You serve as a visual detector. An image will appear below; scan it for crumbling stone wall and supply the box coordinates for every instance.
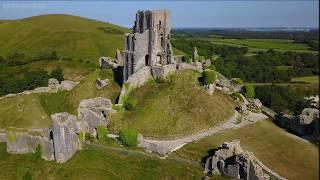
[276,108,319,141]
[204,140,285,180]
[78,97,113,135]
[2,128,55,161]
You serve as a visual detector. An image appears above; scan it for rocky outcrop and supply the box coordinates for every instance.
[177,62,203,73]
[204,84,215,96]
[60,80,79,91]
[48,78,60,89]
[99,57,119,69]
[192,47,199,62]
[204,140,285,180]
[95,78,109,89]
[115,49,124,65]
[51,112,81,163]
[276,108,319,141]
[216,79,241,94]
[78,97,112,134]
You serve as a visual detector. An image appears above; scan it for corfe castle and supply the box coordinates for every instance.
[0,10,318,180]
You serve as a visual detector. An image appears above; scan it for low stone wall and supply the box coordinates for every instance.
[249,152,286,180]
[0,80,79,100]
[177,62,202,73]
[3,128,55,161]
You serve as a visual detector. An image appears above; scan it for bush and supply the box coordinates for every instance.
[232,78,244,85]
[202,69,217,85]
[85,132,94,142]
[208,64,216,71]
[97,126,107,142]
[119,128,138,147]
[32,144,42,162]
[50,67,64,82]
[244,84,255,99]
[124,98,138,111]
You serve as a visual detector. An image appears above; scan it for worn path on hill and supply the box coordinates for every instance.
[138,111,268,157]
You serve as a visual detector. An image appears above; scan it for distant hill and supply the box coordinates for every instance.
[0,14,130,63]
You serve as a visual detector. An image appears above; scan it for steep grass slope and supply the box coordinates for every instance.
[0,14,129,63]
[110,70,236,138]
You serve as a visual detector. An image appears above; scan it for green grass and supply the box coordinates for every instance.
[39,91,72,116]
[291,75,319,84]
[0,143,204,179]
[0,94,51,129]
[110,70,236,138]
[0,14,129,64]
[173,119,319,180]
[65,69,121,114]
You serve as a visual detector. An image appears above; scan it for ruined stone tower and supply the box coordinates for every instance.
[123,10,174,82]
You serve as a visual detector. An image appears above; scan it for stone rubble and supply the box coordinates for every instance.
[276,108,319,141]
[204,140,286,180]
[95,78,109,89]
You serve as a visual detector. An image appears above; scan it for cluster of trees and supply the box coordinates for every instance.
[0,67,64,96]
[255,85,310,114]
[0,51,59,67]
[214,50,319,83]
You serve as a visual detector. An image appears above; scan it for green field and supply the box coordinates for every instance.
[209,37,317,53]
[0,14,129,64]
[0,94,51,129]
[173,119,319,180]
[110,70,236,138]
[0,143,205,180]
[291,75,319,84]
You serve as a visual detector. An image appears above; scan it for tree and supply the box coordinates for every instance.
[202,69,217,85]
[244,84,255,99]
[50,67,64,82]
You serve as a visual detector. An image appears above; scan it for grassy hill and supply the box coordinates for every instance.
[110,70,236,138]
[0,14,129,64]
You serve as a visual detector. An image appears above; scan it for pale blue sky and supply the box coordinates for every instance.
[0,1,318,28]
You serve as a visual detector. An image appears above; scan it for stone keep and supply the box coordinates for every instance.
[123,10,174,82]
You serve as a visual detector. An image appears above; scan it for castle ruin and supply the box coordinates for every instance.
[123,10,174,82]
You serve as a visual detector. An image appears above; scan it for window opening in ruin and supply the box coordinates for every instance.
[159,21,162,30]
[157,54,162,65]
[161,36,164,48]
[145,55,149,66]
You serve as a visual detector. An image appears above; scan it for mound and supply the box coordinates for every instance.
[0,14,129,63]
[110,70,236,138]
